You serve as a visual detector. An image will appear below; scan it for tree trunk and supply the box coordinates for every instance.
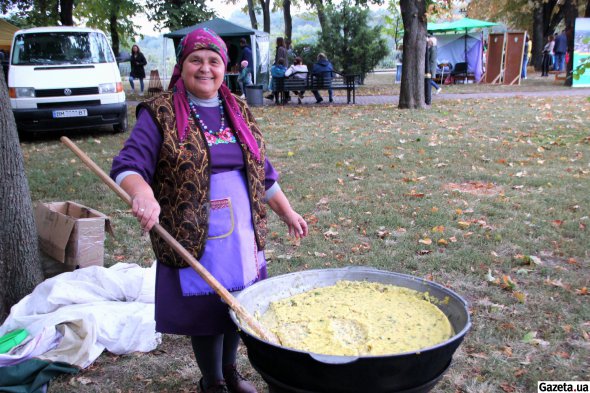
[533,2,544,70]
[59,0,74,26]
[0,67,44,324]
[260,0,271,33]
[585,0,590,17]
[247,0,258,30]
[109,13,120,58]
[283,0,292,42]
[398,0,427,109]
[562,0,577,86]
[316,0,328,34]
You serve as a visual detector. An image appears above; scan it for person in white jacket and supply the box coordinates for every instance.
[284,56,309,104]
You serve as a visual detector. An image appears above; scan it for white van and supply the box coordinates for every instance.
[8,26,127,133]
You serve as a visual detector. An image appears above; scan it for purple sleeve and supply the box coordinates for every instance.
[264,157,279,190]
[110,109,163,183]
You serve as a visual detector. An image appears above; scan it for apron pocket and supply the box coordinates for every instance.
[207,198,234,239]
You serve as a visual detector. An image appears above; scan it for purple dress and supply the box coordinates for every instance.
[111,105,278,336]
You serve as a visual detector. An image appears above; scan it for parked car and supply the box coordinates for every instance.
[8,26,127,134]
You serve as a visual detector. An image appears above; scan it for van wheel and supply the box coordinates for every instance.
[113,112,128,133]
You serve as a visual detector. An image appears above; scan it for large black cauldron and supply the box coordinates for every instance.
[230,267,471,393]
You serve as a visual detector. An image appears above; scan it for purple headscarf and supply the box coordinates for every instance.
[168,27,260,161]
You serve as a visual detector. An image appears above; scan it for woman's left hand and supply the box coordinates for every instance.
[267,189,308,239]
[281,210,308,239]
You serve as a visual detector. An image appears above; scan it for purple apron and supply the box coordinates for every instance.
[178,170,266,296]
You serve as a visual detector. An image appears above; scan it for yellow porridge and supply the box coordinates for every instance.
[260,281,453,356]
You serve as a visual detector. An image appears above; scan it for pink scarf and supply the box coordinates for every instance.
[168,27,261,161]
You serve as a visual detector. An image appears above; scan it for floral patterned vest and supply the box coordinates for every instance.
[138,93,268,268]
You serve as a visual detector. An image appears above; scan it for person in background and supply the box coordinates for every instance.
[521,32,530,80]
[285,38,295,65]
[311,53,334,104]
[239,38,253,76]
[553,30,567,72]
[285,56,308,104]
[270,58,287,104]
[237,60,252,99]
[427,36,442,94]
[110,27,308,393]
[541,35,554,77]
[274,37,289,102]
[129,44,147,95]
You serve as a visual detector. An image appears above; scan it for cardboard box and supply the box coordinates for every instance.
[35,201,112,269]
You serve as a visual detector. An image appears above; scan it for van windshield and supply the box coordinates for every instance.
[11,31,115,65]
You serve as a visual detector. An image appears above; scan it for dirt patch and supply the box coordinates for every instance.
[442,181,504,196]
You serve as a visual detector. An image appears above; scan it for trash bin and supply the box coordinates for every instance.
[245,84,264,107]
[395,63,402,83]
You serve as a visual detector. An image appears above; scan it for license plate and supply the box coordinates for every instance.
[52,109,88,118]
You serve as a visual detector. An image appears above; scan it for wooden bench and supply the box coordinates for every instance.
[272,71,358,104]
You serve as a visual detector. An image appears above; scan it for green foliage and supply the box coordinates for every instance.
[1,0,60,27]
[75,0,143,49]
[317,0,388,77]
[144,0,215,32]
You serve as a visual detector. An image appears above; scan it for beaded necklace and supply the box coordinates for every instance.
[187,95,236,147]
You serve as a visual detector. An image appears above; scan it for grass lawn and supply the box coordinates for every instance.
[20,76,590,392]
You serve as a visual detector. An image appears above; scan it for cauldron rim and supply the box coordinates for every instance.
[231,266,471,359]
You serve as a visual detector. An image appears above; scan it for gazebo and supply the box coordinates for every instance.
[428,18,499,82]
[164,18,270,86]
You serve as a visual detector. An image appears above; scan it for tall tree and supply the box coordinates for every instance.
[76,0,142,57]
[398,0,451,109]
[318,0,388,80]
[284,0,293,41]
[145,0,214,32]
[259,0,271,33]
[0,0,74,26]
[0,68,44,324]
[247,0,259,30]
[398,0,427,109]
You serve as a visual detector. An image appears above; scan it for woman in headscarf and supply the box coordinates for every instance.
[111,28,308,393]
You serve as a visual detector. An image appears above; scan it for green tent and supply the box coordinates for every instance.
[427,18,498,33]
[164,18,270,85]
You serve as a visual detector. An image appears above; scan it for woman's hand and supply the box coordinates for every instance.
[120,174,160,233]
[267,188,308,239]
[131,191,160,232]
[280,209,308,239]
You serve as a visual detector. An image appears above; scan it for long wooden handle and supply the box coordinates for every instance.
[60,136,279,344]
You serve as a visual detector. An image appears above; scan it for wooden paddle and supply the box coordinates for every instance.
[60,136,280,345]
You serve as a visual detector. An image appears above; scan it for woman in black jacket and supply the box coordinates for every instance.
[130,44,147,95]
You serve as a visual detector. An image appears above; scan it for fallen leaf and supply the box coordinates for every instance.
[513,291,526,303]
[457,221,471,229]
[432,225,445,233]
[501,275,517,291]
[486,269,496,282]
[514,368,526,378]
[419,238,432,245]
[576,287,588,295]
[553,351,570,359]
[323,229,339,238]
[437,238,448,246]
[405,190,425,198]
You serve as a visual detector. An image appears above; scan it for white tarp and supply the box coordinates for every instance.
[0,263,160,369]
